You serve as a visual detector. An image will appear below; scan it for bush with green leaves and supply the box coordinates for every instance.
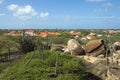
[18,36,36,54]
[0,36,18,54]
[1,50,102,80]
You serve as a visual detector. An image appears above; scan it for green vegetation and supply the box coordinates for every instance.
[1,29,120,80]
[79,29,90,36]
[0,50,101,80]
[0,36,18,54]
[17,36,36,54]
[0,62,11,74]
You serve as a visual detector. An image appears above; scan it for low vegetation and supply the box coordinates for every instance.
[0,36,18,54]
[0,29,120,80]
[0,50,101,80]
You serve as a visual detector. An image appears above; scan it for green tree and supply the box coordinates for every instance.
[17,36,36,54]
[0,36,17,54]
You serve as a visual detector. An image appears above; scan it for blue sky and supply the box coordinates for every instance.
[0,0,120,29]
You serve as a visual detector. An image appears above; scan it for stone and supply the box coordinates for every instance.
[85,39,106,57]
[63,39,86,55]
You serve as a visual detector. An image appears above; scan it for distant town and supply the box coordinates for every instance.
[1,29,120,40]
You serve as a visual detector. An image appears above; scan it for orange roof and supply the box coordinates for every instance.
[26,30,34,32]
[39,32,60,37]
[39,32,47,37]
[81,34,94,40]
[70,31,78,36]
[87,34,94,39]
[48,32,60,35]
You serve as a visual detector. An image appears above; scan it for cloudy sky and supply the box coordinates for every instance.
[0,0,120,29]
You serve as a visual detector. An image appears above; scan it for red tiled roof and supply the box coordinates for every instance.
[81,34,95,40]
[26,30,34,32]
[87,34,94,39]
[48,32,60,35]
[39,32,60,37]
[39,32,47,37]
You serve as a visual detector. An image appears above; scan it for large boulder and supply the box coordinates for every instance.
[84,57,120,80]
[85,39,106,57]
[63,39,85,55]
[113,41,120,51]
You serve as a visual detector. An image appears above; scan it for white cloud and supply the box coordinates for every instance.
[7,4,50,20]
[7,4,37,20]
[0,13,5,16]
[0,0,4,4]
[95,2,113,13]
[39,12,49,18]
[102,2,113,7]
[86,0,104,2]
[7,4,18,11]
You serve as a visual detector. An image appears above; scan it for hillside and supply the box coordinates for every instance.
[0,50,101,80]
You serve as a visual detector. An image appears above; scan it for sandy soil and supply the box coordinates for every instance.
[77,55,99,63]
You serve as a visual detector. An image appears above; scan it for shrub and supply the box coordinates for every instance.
[57,74,79,80]
[18,36,36,54]
[1,50,101,80]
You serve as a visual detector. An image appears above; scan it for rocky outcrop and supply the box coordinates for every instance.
[82,55,120,80]
[63,39,86,55]
[85,39,106,57]
[113,41,120,51]
[89,59,108,80]
[107,67,120,80]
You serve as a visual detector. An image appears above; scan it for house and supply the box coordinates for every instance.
[70,31,78,36]
[25,30,36,36]
[4,30,23,36]
[39,31,61,37]
[70,31,81,39]
[70,31,81,36]
[81,36,88,40]
[81,34,95,40]
[109,30,116,34]
[8,30,17,36]
[39,32,47,37]
[5,30,17,36]
[18,30,23,34]
[86,34,94,39]
[48,32,61,36]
